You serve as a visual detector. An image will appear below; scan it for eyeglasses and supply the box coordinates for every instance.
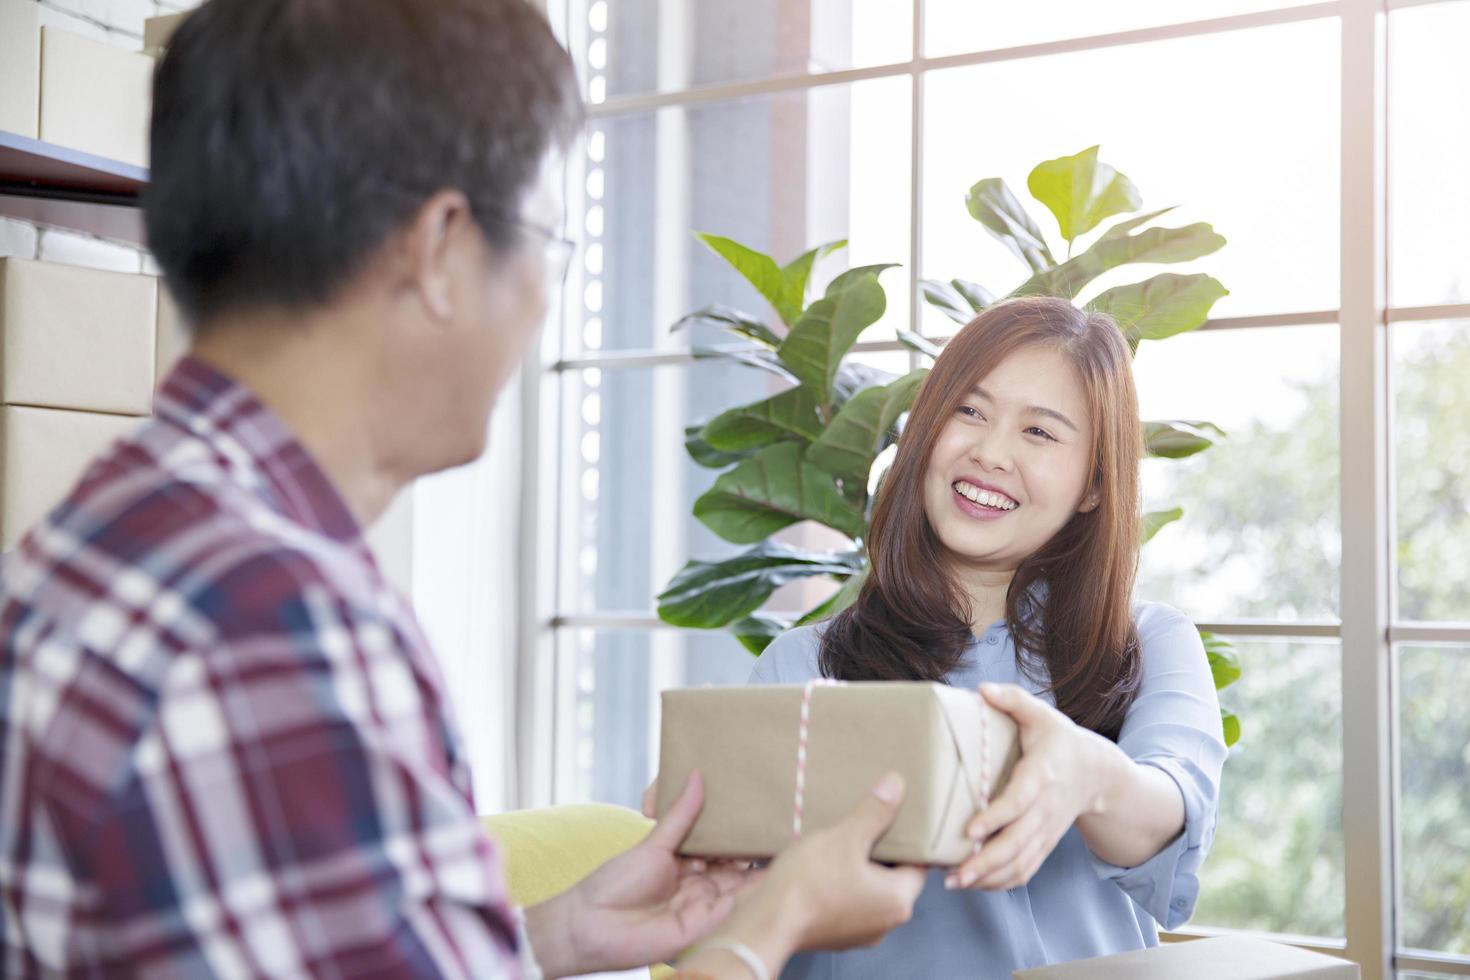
[477,208,575,285]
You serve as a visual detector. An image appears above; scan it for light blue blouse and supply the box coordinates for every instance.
[748,601,1227,980]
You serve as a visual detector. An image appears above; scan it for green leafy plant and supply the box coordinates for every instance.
[657,233,916,653]
[657,146,1242,745]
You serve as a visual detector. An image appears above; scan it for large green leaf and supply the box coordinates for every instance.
[967,178,1057,273]
[826,263,901,298]
[1089,274,1229,343]
[1027,145,1142,245]
[1201,631,1243,690]
[777,275,887,405]
[1144,420,1226,459]
[782,239,848,309]
[731,613,793,655]
[795,565,868,626]
[702,385,825,452]
[686,423,757,469]
[1012,222,1226,300]
[696,233,802,326]
[833,361,900,409]
[657,541,862,629]
[807,369,929,493]
[691,346,798,384]
[897,329,944,360]
[921,280,976,325]
[952,279,995,312]
[1221,709,1241,747]
[1141,507,1184,545]
[694,441,867,543]
[1096,206,1176,240]
[674,305,783,348]
[920,278,995,325]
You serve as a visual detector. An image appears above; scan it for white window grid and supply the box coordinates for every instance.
[511,2,1470,977]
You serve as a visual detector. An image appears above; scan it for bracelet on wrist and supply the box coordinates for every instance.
[684,938,772,980]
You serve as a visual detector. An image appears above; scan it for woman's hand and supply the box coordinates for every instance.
[946,682,1110,892]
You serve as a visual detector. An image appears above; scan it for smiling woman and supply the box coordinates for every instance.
[749,296,1225,979]
[821,297,1143,738]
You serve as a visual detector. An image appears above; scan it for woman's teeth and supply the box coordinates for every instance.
[953,480,1018,511]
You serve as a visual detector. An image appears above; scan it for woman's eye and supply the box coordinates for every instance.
[957,405,984,420]
[1026,426,1057,442]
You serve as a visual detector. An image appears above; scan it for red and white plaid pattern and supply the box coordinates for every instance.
[0,358,520,978]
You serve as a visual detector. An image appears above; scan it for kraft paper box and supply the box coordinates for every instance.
[143,12,189,58]
[155,281,190,384]
[1,259,158,416]
[656,682,1020,866]
[1013,936,1360,979]
[0,0,40,139]
[1,405,140,550]
[40,27,152,168]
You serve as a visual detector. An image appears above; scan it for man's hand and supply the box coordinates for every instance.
[641,776,658,819]
[525,772,757,978]
[751,772,927,951]
[678,772,928,978]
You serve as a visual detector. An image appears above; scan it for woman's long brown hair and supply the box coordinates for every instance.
[818,297,1144,740]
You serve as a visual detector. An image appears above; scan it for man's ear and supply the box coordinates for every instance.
[401,189,475,322]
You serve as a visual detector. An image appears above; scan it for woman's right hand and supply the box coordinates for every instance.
[679,772,927,976]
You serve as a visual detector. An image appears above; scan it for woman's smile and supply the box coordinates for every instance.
[951,478,1020,520]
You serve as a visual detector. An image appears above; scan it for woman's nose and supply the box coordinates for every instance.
[969,429,1015,472]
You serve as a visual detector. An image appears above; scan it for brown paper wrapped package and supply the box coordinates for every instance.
[655,681,1020,867]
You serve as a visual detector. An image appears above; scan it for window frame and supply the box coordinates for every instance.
[523,2,1470,976]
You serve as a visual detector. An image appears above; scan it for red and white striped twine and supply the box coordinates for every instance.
[973,689,990,856]
[790,680,994,856]
[793,679,845,839]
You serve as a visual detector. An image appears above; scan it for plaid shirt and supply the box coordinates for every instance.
[0,358,520,978]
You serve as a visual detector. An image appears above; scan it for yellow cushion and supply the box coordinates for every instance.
[482,804,676,979]
[482,802,654,907]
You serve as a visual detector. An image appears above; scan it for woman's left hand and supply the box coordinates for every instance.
[946,682,1107,892]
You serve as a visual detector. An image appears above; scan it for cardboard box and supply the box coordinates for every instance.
[0,0,41,139]
[1,258,158,416]
[1013,936,1360,979]
[1,405,140,550]
[656,682,1019,866]
[39,27,152,168]
[155,280,190,384]
[143,11,189,58]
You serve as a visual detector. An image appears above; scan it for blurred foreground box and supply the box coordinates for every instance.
[1014,935,1360,979]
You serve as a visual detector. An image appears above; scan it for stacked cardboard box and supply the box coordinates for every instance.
[143,12,190,58]
[0,0,41,139]
[0,0,153,167]
[0,258,183,550]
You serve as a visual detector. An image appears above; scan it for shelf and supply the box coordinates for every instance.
[0,129,148,246]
